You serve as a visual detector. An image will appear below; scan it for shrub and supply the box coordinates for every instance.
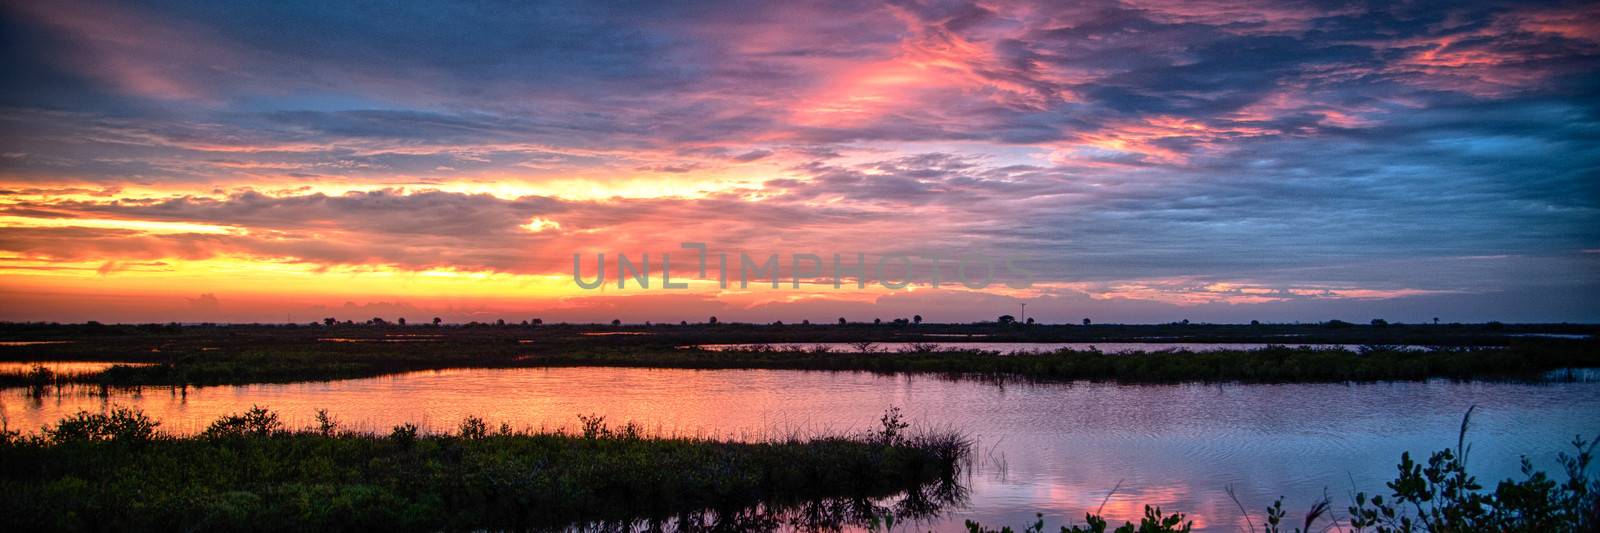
[390,423,419,446]
[578,414,608,439]
[1348,428,1598,531]
[313,408,339,436]
[459,416,487,440]
[44,406,158,444]
[872,407,910,446]
[203,406,282,439]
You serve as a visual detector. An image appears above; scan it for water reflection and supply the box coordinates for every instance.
[0,361,155,374]
[4,367,1597,531]
[579,477,968,532]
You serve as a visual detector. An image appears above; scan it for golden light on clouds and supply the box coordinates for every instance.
[0,0,1593,323]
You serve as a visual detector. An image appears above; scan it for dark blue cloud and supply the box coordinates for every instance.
[0,0,1597,320]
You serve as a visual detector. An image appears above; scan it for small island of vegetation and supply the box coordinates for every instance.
[0,406,969,531]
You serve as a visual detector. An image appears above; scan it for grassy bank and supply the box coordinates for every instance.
[0,407,969,531]
[0,323,1594,389]
[511,343,1600,383]
[4,343,1597,391]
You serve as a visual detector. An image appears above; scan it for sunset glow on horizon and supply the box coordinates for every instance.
[2,0,1597,324]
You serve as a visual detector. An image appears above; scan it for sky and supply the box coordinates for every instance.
[0,0,1596,324]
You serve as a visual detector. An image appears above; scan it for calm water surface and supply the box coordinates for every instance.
[694,342,1422,353]
[4,367,1597,531]
[0,361,154,374]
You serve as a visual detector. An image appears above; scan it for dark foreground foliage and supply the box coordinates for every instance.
[1345,409,1599,531]
[0,407,970,532]
[960,410,1599,533]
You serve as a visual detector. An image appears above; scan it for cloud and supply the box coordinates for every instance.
[731,149,772,162]
[0,0,1596,321]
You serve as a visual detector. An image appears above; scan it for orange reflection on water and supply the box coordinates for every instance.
[1037,482,1214,530]
[0,361,154,375]
[3,367,908,438]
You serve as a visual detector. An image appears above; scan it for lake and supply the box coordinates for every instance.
[4,367,1597,531]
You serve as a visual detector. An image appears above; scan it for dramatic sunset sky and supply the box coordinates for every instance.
[0,0,1596,324]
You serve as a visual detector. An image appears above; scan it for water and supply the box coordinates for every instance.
[1504,333,1592,339]
[4,367,1597,531]
[0,361,154,374]
[694,342,1426,353]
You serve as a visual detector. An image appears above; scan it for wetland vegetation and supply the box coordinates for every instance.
[0,406,969,531]
[0,321,1593,390]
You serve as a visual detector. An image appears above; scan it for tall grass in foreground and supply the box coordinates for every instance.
[959,408,1598,533]
[0,406,970,531]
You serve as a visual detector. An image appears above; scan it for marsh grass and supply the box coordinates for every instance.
[1,324,1592,390]
[0,406,971,532]
[6,343,1596,393]
[558,344,1599,385]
